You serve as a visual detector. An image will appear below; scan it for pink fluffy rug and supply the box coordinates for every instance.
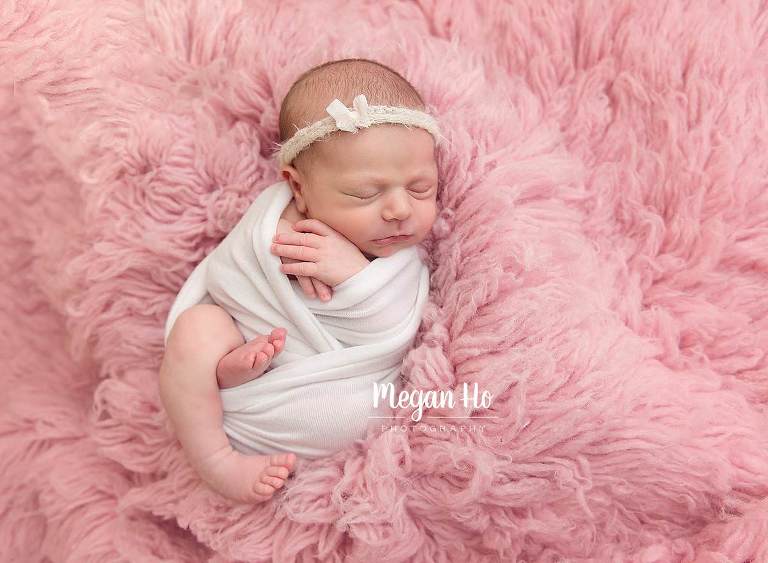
[3,1,768,561]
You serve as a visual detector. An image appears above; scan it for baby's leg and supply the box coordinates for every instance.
[158,304,296,503]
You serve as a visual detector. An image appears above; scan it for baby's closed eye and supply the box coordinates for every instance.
[345,185,434,199]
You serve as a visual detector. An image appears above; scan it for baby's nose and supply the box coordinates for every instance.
[382,191,411,220]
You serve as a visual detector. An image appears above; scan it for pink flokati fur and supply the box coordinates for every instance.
[2,0,768,561]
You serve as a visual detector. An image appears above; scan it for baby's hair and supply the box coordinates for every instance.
[279,58,426,171]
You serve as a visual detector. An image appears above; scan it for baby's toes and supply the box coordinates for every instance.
[247,335,268,348]
[270,453,296,469]
[259,342,275,360]
[253,481,277,496]
[242,337,267,364]
[270,332,286,354]
[261,474,286,489]
[248,342,271,364]
[265,465,290,480]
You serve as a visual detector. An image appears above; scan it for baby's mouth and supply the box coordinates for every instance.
[372,234,413,245]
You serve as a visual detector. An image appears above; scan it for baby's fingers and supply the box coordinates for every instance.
[293,219,335,237]
[273,231,322,248]
[279,261,318,277]
[296,275,316,298]
[272,242,318,262]
[311,277,332,302]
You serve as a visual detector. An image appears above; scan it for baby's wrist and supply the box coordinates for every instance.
[355,251,371,270]
[332,255,370,287]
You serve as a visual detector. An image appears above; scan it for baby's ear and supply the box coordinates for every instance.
[280,164,298,186]
[281,165,309,212]
[281,165,303,194]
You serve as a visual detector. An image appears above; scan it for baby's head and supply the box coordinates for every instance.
[277,59,439,259]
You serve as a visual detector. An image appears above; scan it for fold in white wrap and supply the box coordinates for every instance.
[163,181,430,459]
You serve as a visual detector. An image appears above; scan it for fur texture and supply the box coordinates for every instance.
[2,0,768,561]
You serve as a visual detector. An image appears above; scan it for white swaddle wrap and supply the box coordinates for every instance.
[163,181,430,459]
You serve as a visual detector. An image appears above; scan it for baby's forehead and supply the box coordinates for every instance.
[307,127,437,177]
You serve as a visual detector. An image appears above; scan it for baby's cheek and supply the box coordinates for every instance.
[420,202,439,232]
[340,216,371,242]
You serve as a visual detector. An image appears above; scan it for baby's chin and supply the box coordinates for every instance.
[362,241,416,260]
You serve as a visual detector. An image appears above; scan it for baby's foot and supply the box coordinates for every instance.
[196,447,297,504]
[216,328,287,389]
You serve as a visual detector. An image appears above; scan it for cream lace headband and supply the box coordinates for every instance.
[275,94,443,167]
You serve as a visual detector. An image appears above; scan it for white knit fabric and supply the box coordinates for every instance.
[276,94,443,166]
[163,181,430,459]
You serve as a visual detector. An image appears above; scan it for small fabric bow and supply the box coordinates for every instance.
[325,94,373,132]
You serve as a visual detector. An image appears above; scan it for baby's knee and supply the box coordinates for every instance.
[167,304,239,355]
[177,303,230,325]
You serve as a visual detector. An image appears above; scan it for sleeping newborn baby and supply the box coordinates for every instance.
[159,58,441,503]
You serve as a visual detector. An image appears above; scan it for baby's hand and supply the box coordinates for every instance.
[275,217,333,301]
[271,219,370,289]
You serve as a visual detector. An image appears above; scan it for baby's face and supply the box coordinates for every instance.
[282,125,439,259]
